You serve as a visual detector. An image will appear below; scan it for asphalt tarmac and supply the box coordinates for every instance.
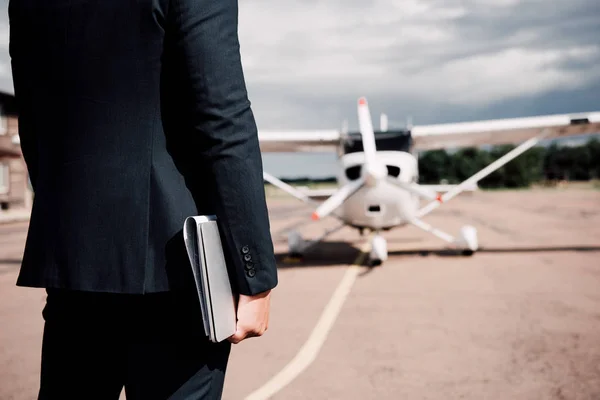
[1,187,599,399]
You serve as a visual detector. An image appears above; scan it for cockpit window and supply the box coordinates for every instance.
[345,165,362,180]
[340,130,412,156]
[386,165,400,177]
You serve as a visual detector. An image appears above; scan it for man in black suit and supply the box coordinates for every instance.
[9,0,278,398]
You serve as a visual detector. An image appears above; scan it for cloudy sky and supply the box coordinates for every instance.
[236,0,600,130]
[0,0,598,133]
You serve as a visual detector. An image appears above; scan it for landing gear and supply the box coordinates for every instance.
[457,225,478,254]
[409,218,479,256]
[287,230,306,260]
[368,233,388,266]
[285,223,347,261]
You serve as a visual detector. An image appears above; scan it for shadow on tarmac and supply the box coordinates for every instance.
[275,242,600,268]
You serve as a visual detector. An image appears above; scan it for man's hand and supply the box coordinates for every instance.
[228,290,271,344]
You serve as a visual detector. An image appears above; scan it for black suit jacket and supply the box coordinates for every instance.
[8,0,278,296]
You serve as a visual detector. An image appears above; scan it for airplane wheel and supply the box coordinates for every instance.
[369,258,382,267]
[287,230,305,260]
[370,235,388,265]
[461,249,474,256]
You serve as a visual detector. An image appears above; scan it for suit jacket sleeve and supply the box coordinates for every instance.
[9,2,38,192]
[168,0,277,295]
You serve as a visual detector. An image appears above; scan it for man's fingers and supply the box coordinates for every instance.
[227,326,248,344]
[244,326,267,339]
[229,291,271,343]
[227,325,268,344]
[228,331,246,344]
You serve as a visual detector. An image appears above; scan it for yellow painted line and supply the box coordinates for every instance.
[245,238,372,400]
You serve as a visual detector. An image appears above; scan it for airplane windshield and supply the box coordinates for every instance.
[340,130,412,155]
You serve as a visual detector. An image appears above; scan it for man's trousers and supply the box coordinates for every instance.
[37,288,231,400]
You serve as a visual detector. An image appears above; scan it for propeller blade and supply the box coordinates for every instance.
[358,97,387,186]
[357,97,377,165]
[388,179,441,201]
[263,171,317,205]
[312,179,364,220]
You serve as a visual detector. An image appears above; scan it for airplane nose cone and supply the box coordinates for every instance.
[364,163,386,187]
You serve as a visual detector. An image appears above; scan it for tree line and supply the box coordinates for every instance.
[417,137,600,188]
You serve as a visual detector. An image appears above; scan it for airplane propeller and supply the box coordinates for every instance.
[357,97,389,186]
[311,97,378,220]
[357,97,377,166]
[311,178,364,220]
[311,96,440,220]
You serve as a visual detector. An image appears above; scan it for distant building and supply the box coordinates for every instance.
[0,91,31,211]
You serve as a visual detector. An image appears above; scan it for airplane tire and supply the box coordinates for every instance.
[461,249,474,256]
[370,258,382,267]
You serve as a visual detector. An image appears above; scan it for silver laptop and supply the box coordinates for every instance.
[183,215,237,343]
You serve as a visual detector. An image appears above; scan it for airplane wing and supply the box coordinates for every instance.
[411,111,600,151]
[419,183,478,193]
[258,129,341,152]
[297,186,337,199]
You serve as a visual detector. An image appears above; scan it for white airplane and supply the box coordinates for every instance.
[260,97,600,265]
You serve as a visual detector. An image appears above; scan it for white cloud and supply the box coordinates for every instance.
[238,0,463,84]
[398,45,600,104]
[469,0,521,7]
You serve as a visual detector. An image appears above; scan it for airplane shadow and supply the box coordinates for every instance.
[404,245,600,257]
[0,258,22,265]
[275,242,600,268]
[0,259,22,277]
[275,241,364,268]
